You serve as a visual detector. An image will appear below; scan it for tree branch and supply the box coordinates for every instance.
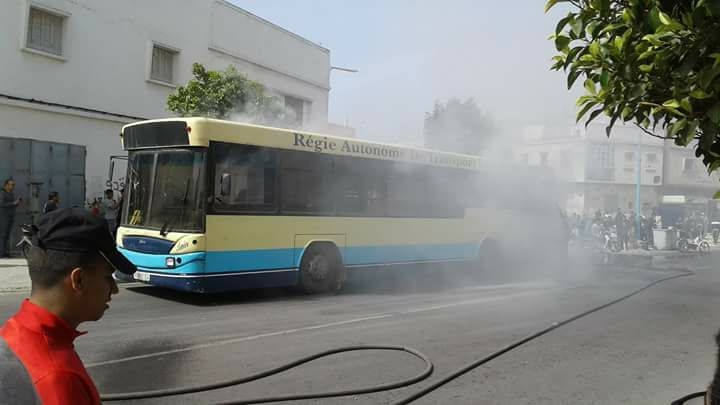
[634,123,669,140]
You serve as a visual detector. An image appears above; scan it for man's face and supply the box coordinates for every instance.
[5,181,15,193]
[77,256,119,322]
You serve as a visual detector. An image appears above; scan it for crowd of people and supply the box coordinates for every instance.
[567,209,657,250]
[567,207,714,251]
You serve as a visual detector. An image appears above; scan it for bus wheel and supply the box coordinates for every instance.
[299,245,343,294]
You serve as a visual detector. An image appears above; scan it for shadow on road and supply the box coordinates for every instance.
[123,262,548,306]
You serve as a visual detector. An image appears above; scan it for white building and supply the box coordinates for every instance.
[1,0,337,200]
[516,122,669,215]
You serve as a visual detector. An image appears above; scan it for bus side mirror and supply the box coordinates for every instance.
[220,174,231,196]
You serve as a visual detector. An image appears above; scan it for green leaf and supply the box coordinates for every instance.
[555,35,571,52]
[585,21,600,36]
[567,70,582,89]
[622,106,634,120]
[668,120,687,137]
[570,18,583,37]
[658,11,673,25]
[680,97,692,113]
[585,108,604,127]
[639,64,653,73]
[709,102,720,125]
[584,79,597,95]
[589,41,601,57]
[577,101,599,122]
[690,89,711,99]
[545,0,568,13]
[599,70,609,88]
[606,108,621,137]
[637,49,655,61]
[663,99,681,109]
[614,36,624,52]
[556,14,573,35]
[714,190,720,199]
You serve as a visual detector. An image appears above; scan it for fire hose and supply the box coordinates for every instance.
[100,269,693,404]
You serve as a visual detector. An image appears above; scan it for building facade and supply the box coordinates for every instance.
[515,122,720,216]
[1,0,334,201]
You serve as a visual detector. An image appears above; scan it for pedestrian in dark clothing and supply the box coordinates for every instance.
[0,179,21,258]
[42,192,59,215]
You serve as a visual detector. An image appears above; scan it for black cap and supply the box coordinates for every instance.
[33,207,136,274]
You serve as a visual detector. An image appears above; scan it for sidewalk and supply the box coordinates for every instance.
[0,258,31,293]
[608,242,720,266]
[0,257,138,293]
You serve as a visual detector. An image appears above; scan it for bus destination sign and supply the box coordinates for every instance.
[292,133,478,170]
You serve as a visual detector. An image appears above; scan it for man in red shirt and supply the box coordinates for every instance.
[0,207,136,404]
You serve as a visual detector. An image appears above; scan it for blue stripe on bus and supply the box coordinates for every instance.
[120,243,479,275]
[342,243,479,266]
[119,248,206,273]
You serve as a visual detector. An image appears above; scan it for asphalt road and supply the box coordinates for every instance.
[0,256,718,404]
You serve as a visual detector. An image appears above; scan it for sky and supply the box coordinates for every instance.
[229,0,582,144]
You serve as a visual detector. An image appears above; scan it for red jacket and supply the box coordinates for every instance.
[1,300,100,405]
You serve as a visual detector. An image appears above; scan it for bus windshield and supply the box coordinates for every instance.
[123,148,206,233]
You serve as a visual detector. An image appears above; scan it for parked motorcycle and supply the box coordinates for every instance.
[603,228,622,253]
[677,230,710,255]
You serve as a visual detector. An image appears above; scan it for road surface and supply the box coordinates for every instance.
[0,256,717,404]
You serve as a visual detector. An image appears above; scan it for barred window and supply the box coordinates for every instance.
[150,45,177,83]
[27,7,65,55]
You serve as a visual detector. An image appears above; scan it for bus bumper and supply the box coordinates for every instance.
[119,248,298,293]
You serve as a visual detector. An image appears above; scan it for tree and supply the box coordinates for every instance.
[546,0,720,176]
[424,98,495,155]
[167,63,293,126]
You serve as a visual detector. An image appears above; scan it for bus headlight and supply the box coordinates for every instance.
[165,257,176,268]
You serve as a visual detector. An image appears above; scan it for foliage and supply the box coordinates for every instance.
[547,0,720,173]
[423,98,495,155]
[167,63,294,126]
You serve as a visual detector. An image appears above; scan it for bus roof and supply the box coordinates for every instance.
[122,117,493,171]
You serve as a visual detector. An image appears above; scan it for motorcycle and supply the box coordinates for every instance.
[603,228,622,253]
[677,230,710,255]
[15,224,36,258]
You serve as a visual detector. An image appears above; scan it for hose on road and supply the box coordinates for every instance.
[101,269,692,404]
[100,345,433,403]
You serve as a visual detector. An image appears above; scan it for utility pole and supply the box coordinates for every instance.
[635,131,642,241]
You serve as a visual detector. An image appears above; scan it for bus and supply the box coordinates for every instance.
[115,118,568,293]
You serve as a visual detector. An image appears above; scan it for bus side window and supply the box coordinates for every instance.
[210,142,277,212]
[333,157,388,217]
[280,150,334,214]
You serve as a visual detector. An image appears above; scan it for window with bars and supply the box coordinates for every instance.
[26,7,65,55]
[150,45,177,84]
[284,96,304,126]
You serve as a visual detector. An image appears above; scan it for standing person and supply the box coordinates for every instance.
[42,192,60,215]
[615,208,627,251]
[0,208,136,404]
[0,179,21,258]
[102,189,117,234]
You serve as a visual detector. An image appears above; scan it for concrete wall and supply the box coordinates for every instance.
[0,0,330,122]
[0,103,126,200]
[1,0,332,199]
[663,141,720,190]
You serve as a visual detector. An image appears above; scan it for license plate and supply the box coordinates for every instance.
[134,272,151,282]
